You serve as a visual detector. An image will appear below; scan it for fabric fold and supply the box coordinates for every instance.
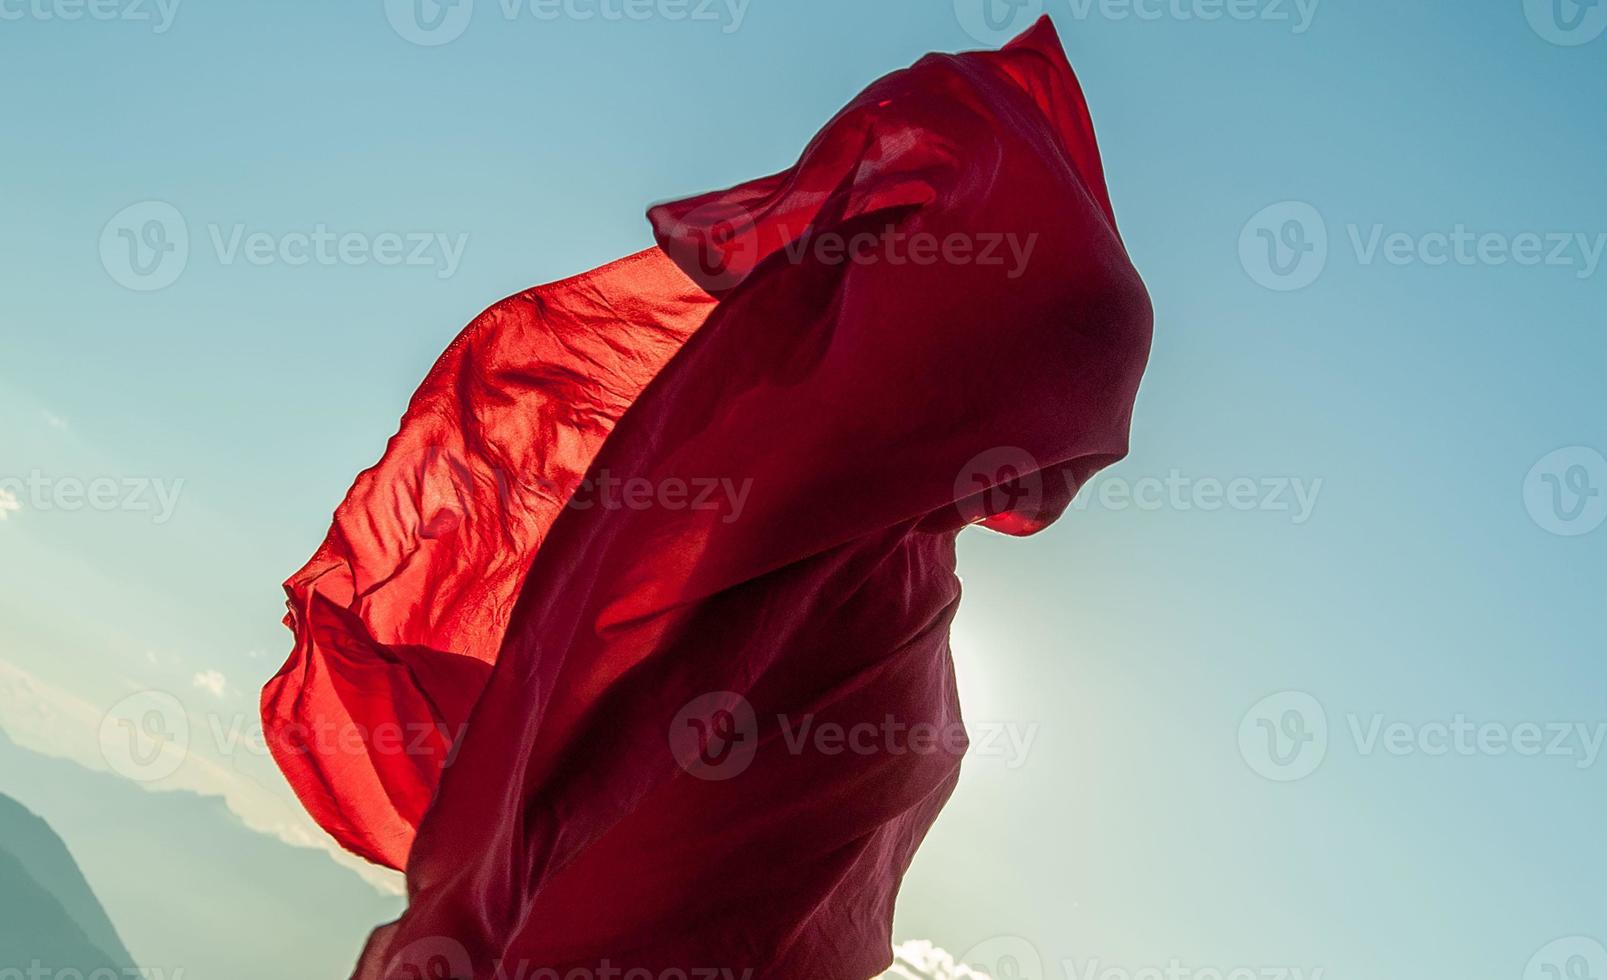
[263,17,1152,979]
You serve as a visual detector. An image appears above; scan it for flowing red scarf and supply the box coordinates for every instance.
[262,18,1151,979]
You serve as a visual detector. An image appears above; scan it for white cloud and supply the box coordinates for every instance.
[0,656,404,896]
[42,410,69,430]
[881,941,993,979]
[192,670,229,698]
[0,487,20,521]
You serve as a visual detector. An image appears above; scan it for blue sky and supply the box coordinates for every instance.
[2,1,1606,977]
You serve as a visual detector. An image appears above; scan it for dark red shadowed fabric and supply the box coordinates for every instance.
[262,17,1151,979]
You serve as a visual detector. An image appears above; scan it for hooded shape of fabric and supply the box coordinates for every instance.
[262,18,1152,979]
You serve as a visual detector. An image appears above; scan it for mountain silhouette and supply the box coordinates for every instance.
[0,728,402,980]
[0,792,136,974]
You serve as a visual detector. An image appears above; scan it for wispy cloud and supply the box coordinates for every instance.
[42,409,69,430]
[192,669,229,698]
[0,656,404,896]
[0,487,19,520]
[881,941,993,979]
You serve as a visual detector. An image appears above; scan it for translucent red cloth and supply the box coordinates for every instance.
[262,18,1151,979]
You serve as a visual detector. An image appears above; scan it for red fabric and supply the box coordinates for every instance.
[263,18,1151,979]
